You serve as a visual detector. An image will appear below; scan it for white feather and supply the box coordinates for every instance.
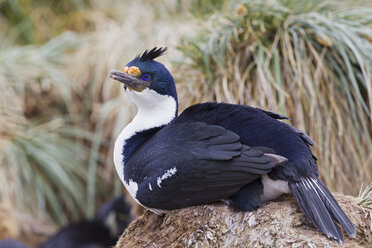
[113,88,177,198]
[124,179,138,198]
[260,175,290,202]
[156,167,177,188]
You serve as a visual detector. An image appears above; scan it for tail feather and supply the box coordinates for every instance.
[311,178,356,237]
[289,178,356,243]
[302,179,343,240]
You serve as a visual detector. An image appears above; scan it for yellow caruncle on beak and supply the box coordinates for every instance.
[128,66,141,77]
[121,66,141,77]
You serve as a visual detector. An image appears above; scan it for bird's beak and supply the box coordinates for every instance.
[109,69,150,92]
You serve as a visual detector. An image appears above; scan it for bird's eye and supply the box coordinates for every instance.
[142,73,151,81]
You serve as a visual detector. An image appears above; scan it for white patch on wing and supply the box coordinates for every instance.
[124,179,138,198]
[123,179,161,213]
[113,88,177,185]
[156,167,177,188]
[157,177,162,188]
[260,175,290,202]
[149,183,152,191]
[163,167,177,179]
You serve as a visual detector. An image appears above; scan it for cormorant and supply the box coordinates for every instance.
[109,47,355,243]
[39,195,132,248]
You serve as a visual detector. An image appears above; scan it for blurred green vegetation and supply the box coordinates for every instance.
[0,0,92,44]
[0,0,371,227]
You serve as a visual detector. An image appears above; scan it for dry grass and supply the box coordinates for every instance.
[179,0,372,195]
[65,0,201,217]
[358,183,372,211]
[0,0,199,224]
[0,32,90,224]
[1,0,371,227]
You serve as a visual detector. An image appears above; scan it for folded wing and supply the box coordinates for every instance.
[127,122,287,210]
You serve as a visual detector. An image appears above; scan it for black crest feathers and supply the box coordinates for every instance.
[136,47,167,62]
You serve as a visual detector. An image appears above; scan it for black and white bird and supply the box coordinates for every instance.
[109,47,355,243]
[39,195,132,248]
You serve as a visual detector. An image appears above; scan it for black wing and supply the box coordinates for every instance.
[260,108,314,146]
[259,109,290,120]
[126,122,286,210]
[176,103,355,242]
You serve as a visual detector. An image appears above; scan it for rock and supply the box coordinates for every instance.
[115,194,371,248]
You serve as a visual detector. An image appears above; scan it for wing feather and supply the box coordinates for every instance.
[127,122,287,210]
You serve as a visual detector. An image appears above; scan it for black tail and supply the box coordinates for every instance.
[289,177,356,243]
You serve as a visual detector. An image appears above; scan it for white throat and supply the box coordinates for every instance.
[113,88,177,185]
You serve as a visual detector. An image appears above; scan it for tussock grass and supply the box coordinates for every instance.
[358,183,372,237]
[1,0,371,226]
[358,183,372,211]
[66,0,200,217]
[0,33,90,224]
[180,0,372,195]
[0,0,198,223]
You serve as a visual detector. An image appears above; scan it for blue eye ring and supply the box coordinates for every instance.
[142,73,151,81]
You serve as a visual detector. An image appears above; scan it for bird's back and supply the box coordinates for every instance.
[176,102,318,180]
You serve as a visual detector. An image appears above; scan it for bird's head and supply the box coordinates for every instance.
[109,47,178,115]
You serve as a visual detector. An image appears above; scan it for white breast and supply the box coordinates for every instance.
[260,175,290,202]
[113,88,177,199]
[113,129,127,184]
